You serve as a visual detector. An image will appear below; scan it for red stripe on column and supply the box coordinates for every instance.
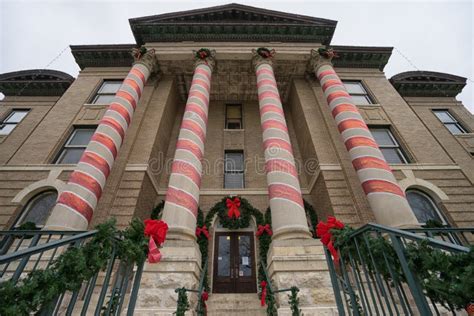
[345,137,379,151]
[176,139,203,161]
[165,187,198,216]
[262,119,288,133]
[362,180,405,197]
[260,104,284,117]
[195,68,211,80]
[352,157,392,172]
[191,78,210,91]
[258,90,280,101]
[171,160,201,187]
[185,104,208,124]
[181,119,205,143]
[256,67,274,77]
[116,91,137,109]
[80,152,110,178]
[91,133,118,159]
[317,69,336,80]
[268,184,304,208]
[263,138,293,154]
[337,119,369,133]
[124,78,142,98]
[100,117,125,140]
[257,79,277,88]
[331,103,359,118]
[109,103,131,126]
[322,79,343,91]
[266,159,298,177]
[327,91,351,103]
[57,192,93,223]
[130,68,146,85]
[188,90,209,104]
[69,171,102,199]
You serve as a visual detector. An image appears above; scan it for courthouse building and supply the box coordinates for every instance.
[0,3,473,315]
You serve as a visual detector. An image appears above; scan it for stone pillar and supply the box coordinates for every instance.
[252,48,311,240]
[45,48,158,231]
[161,50,215,240]
[310,48,418,228]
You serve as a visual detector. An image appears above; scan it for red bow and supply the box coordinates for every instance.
[196,225,209,239]
[316,216,344,264]
[260,280,267,306]
[256,224,272,237]
[226,197,241,219]
[201,291,209,309]
[144,219,168,263]
[466,302,474,315]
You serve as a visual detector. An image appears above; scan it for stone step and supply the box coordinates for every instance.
[206,293,265,315]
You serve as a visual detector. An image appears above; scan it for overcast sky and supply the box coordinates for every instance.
[1,0,472,113]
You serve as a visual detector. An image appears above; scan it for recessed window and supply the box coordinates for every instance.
[15,191,58,227]
[224,151,244,188]
[343,81,373,105]
[369,127,409,164]
[55,127,96,164]
[225,104,242,129]
[433,110,468,135]
[91,81,122,104]
[406,190,445,224]
[0,110,29,135]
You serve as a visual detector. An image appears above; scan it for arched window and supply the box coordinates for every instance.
[406,189,445,224]
[16,191,58,227]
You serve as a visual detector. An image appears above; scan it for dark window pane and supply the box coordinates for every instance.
[93,95,116,104]
[5,111,28,123]
[446,123,466,135]
[380,148,404,164]
[434,111,456,123]
[344,82,366,94]
[350,95,371,105]
[21,191,58,226]
[406,191,443,224]
[0,124,16,135]
[57,148,85,164]
[217,235,231,277]
[226,120,242,129]
[99,82,122,94]
[371,129,396,146]
[224,173,244,188]
[68,129,95,146]
[238,235,252,277]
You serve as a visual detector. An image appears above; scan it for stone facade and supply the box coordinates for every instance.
[1,4,473,315]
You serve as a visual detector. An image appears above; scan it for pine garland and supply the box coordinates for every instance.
[288,287,301,316]
[175,287,190,316]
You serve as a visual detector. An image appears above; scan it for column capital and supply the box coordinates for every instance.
[132,46,159,74]
[252,47,276,69]
[309,47,336,73]
[193,48,216,71]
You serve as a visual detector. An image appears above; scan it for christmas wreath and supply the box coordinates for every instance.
[317,47,339,59]
[195,48,212,60]
[256,47,275,59]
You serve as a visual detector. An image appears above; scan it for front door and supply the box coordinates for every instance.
[213,232,257,293]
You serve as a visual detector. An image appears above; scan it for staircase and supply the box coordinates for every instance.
[206,293,266,316]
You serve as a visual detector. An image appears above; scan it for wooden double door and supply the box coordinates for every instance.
[213,232,257,293]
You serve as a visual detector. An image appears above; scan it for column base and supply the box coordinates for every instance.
[131,240,202,315]
[267,238,338,315]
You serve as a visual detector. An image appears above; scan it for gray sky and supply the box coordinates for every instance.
[1,0,473,113]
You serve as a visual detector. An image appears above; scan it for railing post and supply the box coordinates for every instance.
[324,247,346,316]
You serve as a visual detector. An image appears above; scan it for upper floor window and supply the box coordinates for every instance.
[225,104,242,129]
[224,151,244,188]
[343,81,373,105]
[91,80,122,105]
[55,126,96,164]
[433,110,468,135]
[0,110,29,135]
[15,190,58,228]
[369,127,409,164]
[406,189,445,225]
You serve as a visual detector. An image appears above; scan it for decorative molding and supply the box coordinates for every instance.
[390,164,462,171]
[390,71,467,97]
[70,44,136,70]
[0,69,74,96]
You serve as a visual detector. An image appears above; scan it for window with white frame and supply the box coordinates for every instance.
[0,110,29,135]
[224,151,244,188]
[55,127,96,164]
[432,110,468,135]
[369,127,409,164]
[342,81,373,105]
[406,189,445,225]
[91,81,122,104]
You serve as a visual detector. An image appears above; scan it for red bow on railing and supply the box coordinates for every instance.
[226,197,241,219]
[256,224,272,237]
[144,219,168,263]
[201,291,209,309]
[260,280,267,306]
[316,216,344,264]
[466,302,474,316]
[196,225,210,239]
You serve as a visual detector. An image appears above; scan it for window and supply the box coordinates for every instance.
[0,110,29,135]
[91,81,122,104]
[55,127,96,164]
[343,81,373,105]
[369,127,409,164]
[16,191,58,227]
[224,151,244,188]
[433,110,468,135]
[406,190,445,224]
[225,104,242,129]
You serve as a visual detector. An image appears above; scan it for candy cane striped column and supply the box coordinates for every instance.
[253,50,311,240]
[161,53,215,241]
[45,49,157,230]
[310,49,418,228]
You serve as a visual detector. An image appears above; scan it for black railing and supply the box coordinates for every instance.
[0,229,144,315]
[325,224,473,316]
[175,260,208,316]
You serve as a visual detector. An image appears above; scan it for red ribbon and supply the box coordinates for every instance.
[196,225,210,239]
[256,224,272,237]
[226,197,241,219]
[260,280,267,306]
[144,219,168,263]
[201,291,209,309]
[466,302,474,315]
[316,216,344,264]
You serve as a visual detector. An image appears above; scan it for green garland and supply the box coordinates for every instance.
[0,218,147,316]
[288,287,301,316]
[174,287,190,316]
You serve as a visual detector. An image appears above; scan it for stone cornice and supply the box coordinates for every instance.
[70,44,136,70]
[0,69,74,96]
[390,71,467,97]
[331,46,393,71]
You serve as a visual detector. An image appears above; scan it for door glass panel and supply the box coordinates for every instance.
[217,235,231,277]
[238,235,252,277]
